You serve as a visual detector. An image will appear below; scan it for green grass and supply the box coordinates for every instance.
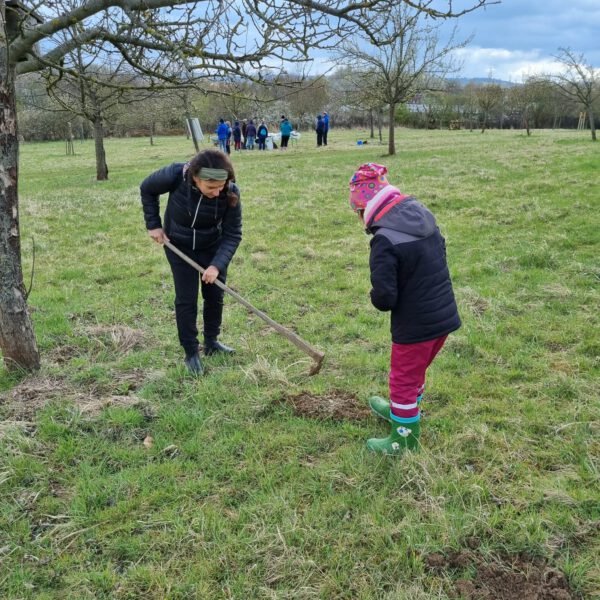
[1,128,599,599]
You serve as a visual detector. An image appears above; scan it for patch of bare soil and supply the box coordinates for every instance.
[425,550,574,600]
[281,390,371,421]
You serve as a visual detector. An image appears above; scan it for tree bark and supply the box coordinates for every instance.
[388,102,396,155]
[369,110,374,138]
[0,7,41,371]
[92,117,108,180]
[587,105,597,141]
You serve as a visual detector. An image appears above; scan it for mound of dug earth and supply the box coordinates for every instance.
[282,390,371,421]
[426,550,573,600]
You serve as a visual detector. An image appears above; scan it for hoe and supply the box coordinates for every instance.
[164,241,325,375]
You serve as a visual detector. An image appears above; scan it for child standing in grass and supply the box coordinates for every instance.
[349,163,460,455]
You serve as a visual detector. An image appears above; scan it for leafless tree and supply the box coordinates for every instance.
[332,67,383,138]
[549,47,598,141]
[336,4,468,155]
[475,83,503,132]
[44,40,147,179]
[506,78,540,136]
[528,78,577,129]
[16,72,76,139]
[284,77,330,130]
[1,0,497,372]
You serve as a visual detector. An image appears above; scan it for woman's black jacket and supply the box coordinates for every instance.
[140,162,242,272]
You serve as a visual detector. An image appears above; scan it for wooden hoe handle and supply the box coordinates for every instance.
[164,241,325,375]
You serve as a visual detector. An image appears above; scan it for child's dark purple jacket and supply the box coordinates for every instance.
[367,196,460,344]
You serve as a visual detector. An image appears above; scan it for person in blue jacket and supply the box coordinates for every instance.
[216,118,229,153]
[257,121,268,150]
[315,115,325,147]
[280,116,293,150]
[322,111,329,146]
[348,162,460,454]
[140,149,242,375]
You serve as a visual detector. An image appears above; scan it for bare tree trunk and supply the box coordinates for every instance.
[588,105,597,141]
[369,110,374,138]
[149,121,155,146]
[388,102,396,155]
[181,92,197,147]
[0,21,40,372]
[92,117,108,180]
[377,110,382,143]
[66,121,75,155]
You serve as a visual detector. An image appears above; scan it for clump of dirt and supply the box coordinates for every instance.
[281,390,371,421]
[425,550,574,599]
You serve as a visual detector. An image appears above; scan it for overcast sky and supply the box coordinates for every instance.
[441,0,600,80]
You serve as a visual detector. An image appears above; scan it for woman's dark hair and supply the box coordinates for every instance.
[188,148,239,206]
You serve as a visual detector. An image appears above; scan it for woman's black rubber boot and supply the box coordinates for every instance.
[203,338,235,356]
[184,352,204,375]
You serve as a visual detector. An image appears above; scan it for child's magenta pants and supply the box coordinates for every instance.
[389,335,448,423]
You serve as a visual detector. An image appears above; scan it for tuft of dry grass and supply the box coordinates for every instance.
[82,325,147,354]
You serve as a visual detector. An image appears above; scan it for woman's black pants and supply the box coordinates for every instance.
[165,244,228,356]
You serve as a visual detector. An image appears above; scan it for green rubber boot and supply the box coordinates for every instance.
[369,394,424,423]
[366,420,421,456]
[369,396,392,423]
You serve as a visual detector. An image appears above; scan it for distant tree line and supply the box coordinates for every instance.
[17,69,598,146]
[396,79,587,132]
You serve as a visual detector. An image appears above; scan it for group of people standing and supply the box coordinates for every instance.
[216,116,294,153]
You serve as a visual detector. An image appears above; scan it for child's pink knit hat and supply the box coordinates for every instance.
[349,163,389,211]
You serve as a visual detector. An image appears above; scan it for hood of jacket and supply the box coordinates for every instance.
[365,185,437,238]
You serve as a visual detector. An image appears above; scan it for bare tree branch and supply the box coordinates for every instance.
[548,47,598,141]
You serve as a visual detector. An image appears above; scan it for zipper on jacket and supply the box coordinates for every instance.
[191,194,202,250]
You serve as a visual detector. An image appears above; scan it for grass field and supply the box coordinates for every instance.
[1,127,599,599]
